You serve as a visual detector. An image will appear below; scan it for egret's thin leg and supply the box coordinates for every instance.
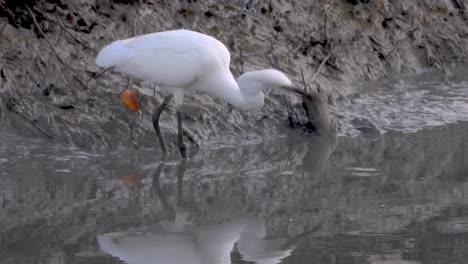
[177,111,187,158]
[152,95,173,156]
[151,157,175,218]
[176,158,187,207]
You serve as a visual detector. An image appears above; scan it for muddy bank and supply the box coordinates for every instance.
[1,0,467,149]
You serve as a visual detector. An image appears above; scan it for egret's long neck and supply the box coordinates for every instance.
[200,71,264,110]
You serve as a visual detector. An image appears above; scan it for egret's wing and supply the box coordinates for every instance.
[96,30,227,88]
[120,35,202,87]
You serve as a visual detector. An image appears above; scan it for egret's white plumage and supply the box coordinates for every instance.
[96,29,295,110]
[96,29,301,156]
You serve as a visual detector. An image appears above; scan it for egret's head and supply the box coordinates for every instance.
[235,69,310,111]
[238,69,307,97]
[238,69,292,93]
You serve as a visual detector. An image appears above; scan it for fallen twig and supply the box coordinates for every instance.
[56,25,63,44]
[26,5,66,65]
[86,66,114,86]
[10,108,54,140]
[323,11,328,43]
[0,22,7,36]
[307,52,331,86]
[233,49,245,75]
[73,75,89,90]
[26,5,88,90]
[303,3,331,91]
[300,68,308,92]
[56,15,96,52]
[234,58,244,75]
[238,49,244,73]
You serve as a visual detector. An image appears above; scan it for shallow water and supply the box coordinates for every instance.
[1,117,468,264]
[339,67,468,136]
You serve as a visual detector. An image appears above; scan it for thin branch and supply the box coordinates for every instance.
[234,58,243,75]
[323,12,328,42]
[307,52,331,85]
[56,15,96,52]
[0,22,8,54]
[231,46,245,75]
[26,5,66,65]
[26,5,89,91]
[283,94,292,116]
[300,69,308,93]
[10,108,54,140]
[73,75,89,90]
[237,30,271,43]
[131,11,136,36]
[137,88,143,121]
[56,26,64,44]
[86,66,114,86]
[239,49,244,73]
[0,22,7,36]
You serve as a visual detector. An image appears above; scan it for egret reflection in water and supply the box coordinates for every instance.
[98,216,321,264]
[98,158,323,264]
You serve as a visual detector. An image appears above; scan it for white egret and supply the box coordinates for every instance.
[96,29,306,157]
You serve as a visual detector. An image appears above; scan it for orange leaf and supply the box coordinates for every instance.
[121,174,140,187]
[119,89,140,111]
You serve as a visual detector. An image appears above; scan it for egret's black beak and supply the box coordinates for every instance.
[280,85,312,99]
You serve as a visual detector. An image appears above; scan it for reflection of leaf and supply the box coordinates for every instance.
[119,88,139,111]
[121,174,140,187]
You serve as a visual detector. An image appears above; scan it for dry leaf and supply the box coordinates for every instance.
[119,88,140,111]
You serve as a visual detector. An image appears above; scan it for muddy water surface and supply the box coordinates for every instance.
[1,118,468,264]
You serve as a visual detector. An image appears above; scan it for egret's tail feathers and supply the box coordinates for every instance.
[95,40,133,68]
